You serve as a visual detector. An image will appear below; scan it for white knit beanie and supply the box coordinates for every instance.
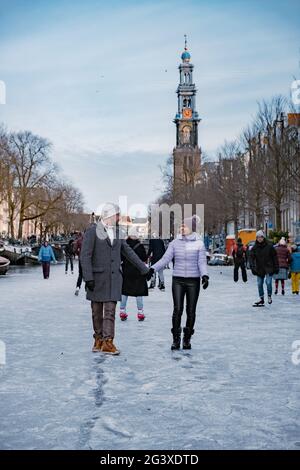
[101,203,120,220]
[256,230,265,238]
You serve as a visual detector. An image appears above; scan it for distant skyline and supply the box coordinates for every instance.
[0,0,299,214]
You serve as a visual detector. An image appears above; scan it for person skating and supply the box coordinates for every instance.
[150,215,209,351]
[80,204,151,355]
[119,226,148,322]
[38,240,57,279]
[232,237,247,283]
[64,239,74,274]
[73,232,83,296]
[290,245,300,294]
[147,233,166,290]
[250,230,279,306]
[274,237,290,295]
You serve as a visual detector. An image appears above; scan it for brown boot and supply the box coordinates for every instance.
[92,337,103,352]
[101,338,120,355]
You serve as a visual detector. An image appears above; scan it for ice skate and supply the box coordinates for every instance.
[120,310,128,321]
[137,310,145,321]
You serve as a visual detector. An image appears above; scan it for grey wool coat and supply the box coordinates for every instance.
[80,222,149,302]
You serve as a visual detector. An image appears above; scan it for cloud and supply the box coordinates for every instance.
[0,0,299,209]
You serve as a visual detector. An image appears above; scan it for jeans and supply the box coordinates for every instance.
[150,269,165,286]
[120,295,143,311]
[257,274,273,298]
[172,276,200,332]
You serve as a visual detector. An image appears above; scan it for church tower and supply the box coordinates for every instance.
[173,36,201,192]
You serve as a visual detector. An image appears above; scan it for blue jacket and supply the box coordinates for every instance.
[290,252,300,273]
[38,245,56,263]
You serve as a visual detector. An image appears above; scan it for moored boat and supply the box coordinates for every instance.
[0,256,10,275]
[25,252,40,265]
[0,246,27,265]
[51,244,64,261]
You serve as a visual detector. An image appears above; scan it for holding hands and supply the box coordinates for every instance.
[146,268,154,281]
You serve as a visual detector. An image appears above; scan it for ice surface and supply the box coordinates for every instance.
[0,263,299,450]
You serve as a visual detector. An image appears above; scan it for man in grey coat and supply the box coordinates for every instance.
[80,203,150,355]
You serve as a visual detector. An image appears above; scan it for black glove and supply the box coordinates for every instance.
[273,269,279,275]
[202,275,209,290]
[85,280,95,292]
[251,269,257,276]
[146,268,154,281]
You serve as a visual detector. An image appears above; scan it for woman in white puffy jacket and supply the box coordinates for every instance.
[151,215,209,350]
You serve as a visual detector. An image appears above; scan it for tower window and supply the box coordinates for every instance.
[184,73,190,84]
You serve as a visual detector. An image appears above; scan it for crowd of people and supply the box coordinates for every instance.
[231,230,300,306]
[37,206,300,356]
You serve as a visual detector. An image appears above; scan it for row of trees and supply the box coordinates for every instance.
[0,125,86,240]
[159,95,300,235]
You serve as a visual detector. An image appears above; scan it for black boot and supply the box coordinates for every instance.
[171,328,181,350]
[183,327,194,350]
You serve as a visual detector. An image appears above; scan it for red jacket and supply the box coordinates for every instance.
[275,245,290,268]
[232,243,246,262]
[73,236,83,256]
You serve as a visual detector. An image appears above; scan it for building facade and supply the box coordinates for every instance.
[0,200,35,240]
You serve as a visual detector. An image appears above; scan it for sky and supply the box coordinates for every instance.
[0,0,299,215]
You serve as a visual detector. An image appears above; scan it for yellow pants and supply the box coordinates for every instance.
[291,272,300,293]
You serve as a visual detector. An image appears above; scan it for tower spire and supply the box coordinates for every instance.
[181,35,191,63]
[184,34,187,50]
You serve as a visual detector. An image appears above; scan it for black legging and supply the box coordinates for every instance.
[77,260,83,288]
[172,276,200,332]
[234,261,247,282]
[65,255,74,272]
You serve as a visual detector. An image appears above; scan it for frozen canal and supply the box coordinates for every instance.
[0,261,299,450]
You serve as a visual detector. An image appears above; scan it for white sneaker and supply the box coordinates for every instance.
[75,287,80,296]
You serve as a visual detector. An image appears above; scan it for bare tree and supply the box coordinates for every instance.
[0,127,19,237]
[240,126,265,227]
[255,96,292,230]
[8,130,61,238]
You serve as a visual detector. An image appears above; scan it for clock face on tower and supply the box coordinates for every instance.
[182,108,192,119]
